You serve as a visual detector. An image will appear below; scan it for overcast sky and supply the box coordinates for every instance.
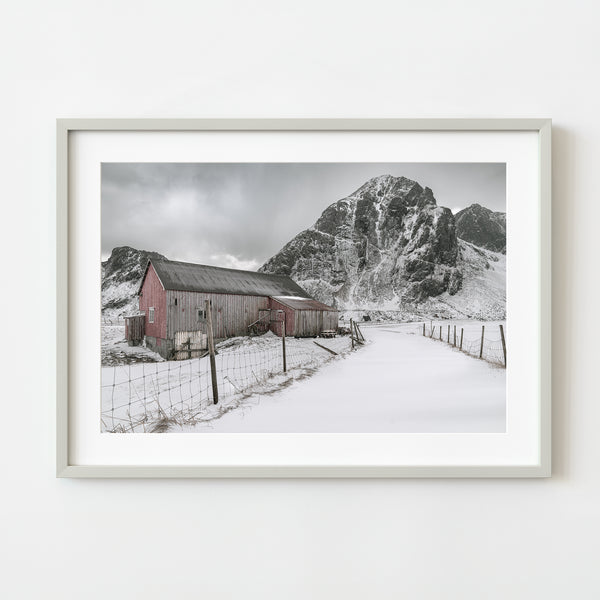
[102,162,505,269]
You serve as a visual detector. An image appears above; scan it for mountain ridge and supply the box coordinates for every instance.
[260,175,505,319]
[102,246,167,319]
[101,175,506,321]
[455,203,506,253]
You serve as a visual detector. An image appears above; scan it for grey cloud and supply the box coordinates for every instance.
[102,163,506,266]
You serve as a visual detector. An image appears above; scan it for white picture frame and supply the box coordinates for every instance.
[56,118,551,478]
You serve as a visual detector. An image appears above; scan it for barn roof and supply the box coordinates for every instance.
[271,296,337,312]
[141,258,312,298]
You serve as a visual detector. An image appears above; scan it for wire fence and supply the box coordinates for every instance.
[418,322,507,367]
[101,335,353,433]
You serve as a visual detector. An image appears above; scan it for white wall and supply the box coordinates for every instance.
[1,1,598,598]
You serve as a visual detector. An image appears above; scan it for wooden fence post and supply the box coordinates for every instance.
[447,324,450,343]
[282,318,287,372]
[499,324,507,368]
[350,318,355,350]
[355,322,364,342]
[453,325,456,347]
[460,328,464,351]
[479,325,485,359]
[430,325,435,339]
[353,321,363,344]
[206,299,219,404]
[439,327,442,341]
[422,322,425,336]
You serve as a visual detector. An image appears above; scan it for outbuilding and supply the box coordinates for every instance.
[130,258,338,359]
[269,296,339,338]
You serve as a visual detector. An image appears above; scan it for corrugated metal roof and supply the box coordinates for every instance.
[272,296,337,312]
[143,259,312,298]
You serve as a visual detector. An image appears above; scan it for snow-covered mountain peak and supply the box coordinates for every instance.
[102,246,167,319]
[260,175,463,310]
[350,174,421,202]
[260,174,505,319]
[455,204,506,253]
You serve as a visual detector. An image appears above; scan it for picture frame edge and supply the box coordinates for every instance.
[56,118,552,479]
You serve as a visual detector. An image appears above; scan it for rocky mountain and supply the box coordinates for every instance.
[260,175,505,319]
[455,204,506,253]
[102,246,166,320]
[101,176,506,322]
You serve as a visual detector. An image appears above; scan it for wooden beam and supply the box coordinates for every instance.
[313,341,338,356]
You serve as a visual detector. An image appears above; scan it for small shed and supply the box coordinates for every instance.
[270,296,339,337]
[124,314,145,346]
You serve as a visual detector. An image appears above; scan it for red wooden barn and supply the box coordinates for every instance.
[132,258,338,359]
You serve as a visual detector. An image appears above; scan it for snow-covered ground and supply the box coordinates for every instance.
[102,325,164,366]
[101,323,505,433]
[194,325,505,433]
[382,320,507,366]
[101,332,353,432]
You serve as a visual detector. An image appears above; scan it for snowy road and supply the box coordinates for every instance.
[196,325,506,433]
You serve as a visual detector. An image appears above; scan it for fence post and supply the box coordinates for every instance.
[350,318,355,350]
[422,322,425,336]
[499,324,507,368]
[460,328,464,351]
[439,327,442,341]
[479,325,485,359]
[355,321,364,341]
[206,299,219,404]
[453,325,456,347]
[430,325,435,339]
[447,325,450,343]
[282,318,287,373]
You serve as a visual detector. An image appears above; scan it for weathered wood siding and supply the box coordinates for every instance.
[321,310,338,332]
[166,290,270,339]
[294,310,321,336]
[298,309,337,335]
[268,299,339,337]
[173,330,208,360]
[139,263,167,340]
[268,299,296,336]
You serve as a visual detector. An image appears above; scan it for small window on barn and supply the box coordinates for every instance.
[149,307,155,323]
[174,298,178,306]
[197,308,206,321]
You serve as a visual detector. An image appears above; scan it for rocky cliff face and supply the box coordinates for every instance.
[101,246,166,319]
[260,175,464,309]
[455,204,506,253]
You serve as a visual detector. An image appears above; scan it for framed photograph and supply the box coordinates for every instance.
[57,118,551,477]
